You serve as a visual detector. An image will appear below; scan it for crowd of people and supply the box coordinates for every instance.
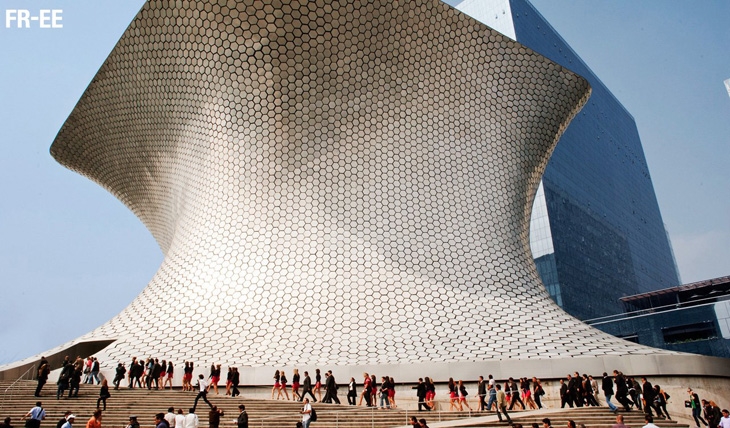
[34,356,106,401]
[25,355,729,428]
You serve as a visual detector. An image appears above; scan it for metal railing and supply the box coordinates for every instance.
[584,295,729,326]
[0,364,36,411]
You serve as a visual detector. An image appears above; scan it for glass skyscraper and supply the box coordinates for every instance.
[447,0,681,320]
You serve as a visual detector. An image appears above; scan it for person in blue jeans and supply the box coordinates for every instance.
[688,388,708,427]
[89,358,101,385]
[602,372,618,413]
[300,398,312,428]
[486,382,497,413]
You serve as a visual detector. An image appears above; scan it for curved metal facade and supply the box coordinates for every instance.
[48,0,670,370]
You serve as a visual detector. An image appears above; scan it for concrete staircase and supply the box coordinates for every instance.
[0,381,488,428]
[445,406,690,428]
[0,381,691,428]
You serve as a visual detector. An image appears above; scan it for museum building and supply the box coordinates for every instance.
[1,0,726,385]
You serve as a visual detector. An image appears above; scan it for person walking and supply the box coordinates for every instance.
[380,376,391,409]
[209,365,221,395]
[324,370,340,404]
[164,362,174,390]
[56,412,71,428]
[183,410,198,428]
[207,406,223,428]
[174,410,185,428]
[602,372,618,413]
[533,377,545,409]
[583,374,599,407]
[477,376,487,411]
[85,411,101,428]
[277,371,290,400]
[89,358,101,385]
[643,415,659,428]
[313,369,323,402]
[653,385,670,420]
[231,368,241,398]
[292,369,302,401]
[60,416,74,428]
[22,402,46,428]
[300,371,316,402]
[688,388,708,428]
[414,378,430,411]
[113,363,126,390]
[164,408,176,428]
[271,370,280,400]
[35,364,50,397]
[347,377,357,405]
[301,398,313,428]
[718,409,730,428]
[486,381,497,413]
[707,401,722,428]
[97,380,111,410]
[68,367,82,398]
[508,378,525,410]
[447,378,458,411]
[360,373,371,407]
[495,385,512,424]
[641,377,656,417]
[457,380,471,411]
[614,371,632,412]
[236,405,247,428]
[590,376,601,406]
[425,377,436,410]
[193,375,213,412]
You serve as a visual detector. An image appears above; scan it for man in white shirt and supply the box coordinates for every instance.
[164,408,176,428]
[719,409,730,428]
[193,375,212,411]
[643,415,659,428]
[301,398,312,428]
[22,402,46,428]
[183,409,198,428]
[174,410,185,428]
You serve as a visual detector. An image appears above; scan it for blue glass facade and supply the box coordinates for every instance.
[594,305,730,359]
[510,0,680,320]
[446,0,681,321]
[592,277,730,358]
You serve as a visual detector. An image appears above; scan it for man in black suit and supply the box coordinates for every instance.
[613,371,631,412]
[602,372,618,413]
[567,374,579,407]
[413,378,430,411]
[560,379,573,408]
[324,370,340,404]
[641,377,656,417]
[300,371,316,402]
[508,377,524,410]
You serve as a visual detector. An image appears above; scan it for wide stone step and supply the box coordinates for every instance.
[0,382,691,428]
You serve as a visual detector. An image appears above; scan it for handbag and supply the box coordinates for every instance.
[685,400,692,408]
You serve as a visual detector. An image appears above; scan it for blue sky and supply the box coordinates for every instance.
[1,0,728,365]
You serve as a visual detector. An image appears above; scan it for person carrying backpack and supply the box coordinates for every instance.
[301,398,315,428]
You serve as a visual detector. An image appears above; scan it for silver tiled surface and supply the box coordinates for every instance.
[48,0,673,371]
